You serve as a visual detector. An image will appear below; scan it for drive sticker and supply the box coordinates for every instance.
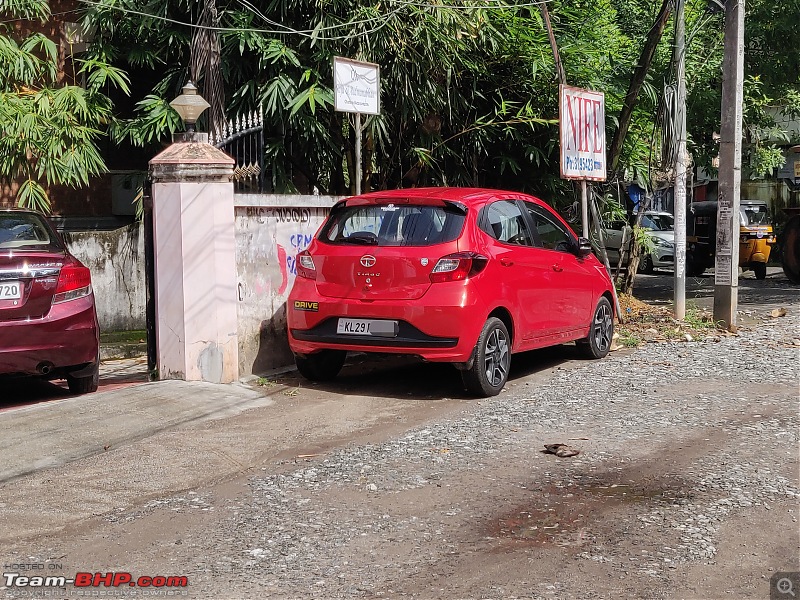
[293,300,319,311]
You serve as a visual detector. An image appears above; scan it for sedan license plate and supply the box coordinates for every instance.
[337,318,398,337]
[0,281,22,300]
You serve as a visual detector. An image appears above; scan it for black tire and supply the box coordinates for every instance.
[687,265,706,277]
[577,297,614,359]
[66,363,99,394]
[782,215,800,284]
[753,262,767,280]
[295,350,346,382]
[637,253,654,274]
[686,254,706,277]
[461,317,511,397]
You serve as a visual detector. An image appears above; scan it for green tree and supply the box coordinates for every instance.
[0,0,129,212]
[83,0,632,203]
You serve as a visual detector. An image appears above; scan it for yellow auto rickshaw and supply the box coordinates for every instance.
[687,199,776,279]
[739,200,775,279]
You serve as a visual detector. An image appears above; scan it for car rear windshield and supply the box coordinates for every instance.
[319,203,466,246]
[0,213,62,251]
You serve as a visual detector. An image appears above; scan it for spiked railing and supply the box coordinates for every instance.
[211,107,266,193]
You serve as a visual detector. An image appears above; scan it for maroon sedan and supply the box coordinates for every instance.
[0,209,99,394]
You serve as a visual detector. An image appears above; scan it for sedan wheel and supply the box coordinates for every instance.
[66,362,99,394]
[577,297,614,359]
[462,317,510,397]
[638,253,654,274]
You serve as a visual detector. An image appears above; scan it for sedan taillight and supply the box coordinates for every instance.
[53,261,92,304]
[430,252,488,283]
[296,251,317,280]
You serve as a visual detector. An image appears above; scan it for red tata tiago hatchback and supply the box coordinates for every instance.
[0,209,100,394]
[287,188,615,397]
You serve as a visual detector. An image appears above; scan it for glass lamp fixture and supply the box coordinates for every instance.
[169,81,210,132]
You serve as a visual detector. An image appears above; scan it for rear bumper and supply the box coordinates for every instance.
[287,279,488,362]
[0,295,99,376]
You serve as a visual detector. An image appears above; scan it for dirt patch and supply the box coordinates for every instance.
[491,478,686,549]
[616,293,733,347]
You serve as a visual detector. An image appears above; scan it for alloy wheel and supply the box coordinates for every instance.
[592,303,613,352]
[483,327,509,387]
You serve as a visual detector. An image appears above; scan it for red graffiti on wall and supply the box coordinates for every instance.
[277,244,288,295]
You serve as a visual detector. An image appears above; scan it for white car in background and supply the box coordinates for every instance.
[603,211,675,274]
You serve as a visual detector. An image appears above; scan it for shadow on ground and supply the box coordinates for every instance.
[261,344,588,402]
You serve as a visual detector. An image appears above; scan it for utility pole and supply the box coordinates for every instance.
[713,0,745,330]
[540,4,566,87]
[354,114,362,195]
[673,0,687,320]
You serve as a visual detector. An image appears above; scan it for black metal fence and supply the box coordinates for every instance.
[211,108,265,193]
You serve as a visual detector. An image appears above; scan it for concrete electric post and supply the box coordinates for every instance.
[713,0,746,330]
[673,0,688,320]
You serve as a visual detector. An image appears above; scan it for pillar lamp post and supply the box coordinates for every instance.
[149,80,239,383]
[169,81,210,139]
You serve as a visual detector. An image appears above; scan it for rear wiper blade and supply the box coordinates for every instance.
[343,233,378,245]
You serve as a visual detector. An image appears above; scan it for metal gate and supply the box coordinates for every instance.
[210,108,265,193]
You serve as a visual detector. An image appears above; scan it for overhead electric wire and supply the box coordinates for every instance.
[0,7,82,25]
[72,0,553,42]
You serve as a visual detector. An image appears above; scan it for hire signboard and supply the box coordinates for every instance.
[559,85,606,181]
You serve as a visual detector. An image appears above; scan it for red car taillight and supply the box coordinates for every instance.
[296,251,317,280]
[53,261,92,304]
[430,252,488,283]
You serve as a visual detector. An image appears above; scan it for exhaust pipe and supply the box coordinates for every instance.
[37,362,54,375]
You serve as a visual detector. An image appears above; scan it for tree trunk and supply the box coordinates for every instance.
[608,0,672,174]
[620,203,650,295]
[190,0,225,135]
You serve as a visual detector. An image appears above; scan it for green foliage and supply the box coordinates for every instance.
[0,0,128,212]
[739,75,796,178]
[111,95,182,147]
[2,0,792,212]
[82,0,630,199]
[632,224,656,255]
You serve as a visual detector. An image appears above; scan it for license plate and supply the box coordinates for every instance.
[0,281,21,300]
[336,318,398,337]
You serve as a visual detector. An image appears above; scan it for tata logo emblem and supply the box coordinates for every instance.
[360,255,376,268]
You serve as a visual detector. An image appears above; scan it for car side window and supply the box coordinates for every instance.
[528,203,574,253]
[482,200,534,246]
[608,220,627,231]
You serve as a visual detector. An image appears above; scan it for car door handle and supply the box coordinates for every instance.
[552,264,563,272]
[500,258,514,266]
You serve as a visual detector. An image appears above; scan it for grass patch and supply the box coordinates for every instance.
[99,330,147,344]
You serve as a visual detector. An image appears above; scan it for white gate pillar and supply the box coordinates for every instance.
[149,136,239,383]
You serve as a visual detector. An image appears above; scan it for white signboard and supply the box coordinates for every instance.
[333,57,380,115]
[559,85,606,181]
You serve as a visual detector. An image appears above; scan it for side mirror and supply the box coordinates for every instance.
[577,237,593,257]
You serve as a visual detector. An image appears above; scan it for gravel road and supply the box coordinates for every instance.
[189,312,799,599]
[2,308,798,600]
